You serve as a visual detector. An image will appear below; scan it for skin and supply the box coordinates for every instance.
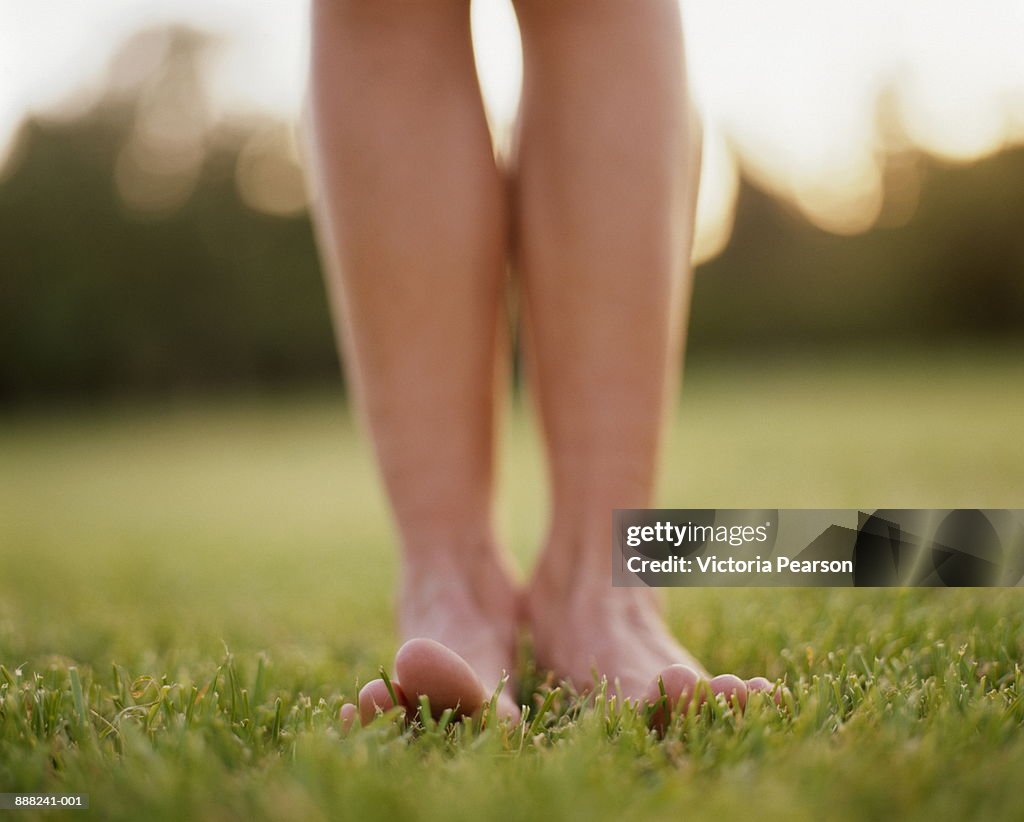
[512,0,708,704]
[310,0,770,726]
[309,0,520,720]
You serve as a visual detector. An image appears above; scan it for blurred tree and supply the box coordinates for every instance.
[0,27,337,402]
[690,149,1024,353]
[0,25,1021,403]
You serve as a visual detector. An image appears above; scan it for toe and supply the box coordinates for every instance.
[643,664,705,731]
[709,674,747,710]
[746,676,772,692]
[394,637,488,719]
[493,692,521,723]
[357,677,407,726]
[746,676,786,706]
[339,702,358,734]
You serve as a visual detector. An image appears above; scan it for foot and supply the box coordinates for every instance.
[526,557,777,725]
[351,547,521,725]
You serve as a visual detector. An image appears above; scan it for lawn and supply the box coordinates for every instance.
[1,348,1022,821]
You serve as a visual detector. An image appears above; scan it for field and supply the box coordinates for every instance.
[1,349,1022,821]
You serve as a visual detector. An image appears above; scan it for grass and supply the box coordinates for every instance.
[0,347,1022,821]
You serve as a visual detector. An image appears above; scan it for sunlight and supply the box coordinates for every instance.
[2,0,1023,248]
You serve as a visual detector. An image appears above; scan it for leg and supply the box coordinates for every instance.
[512,0,760,709]
[309,0,518,719]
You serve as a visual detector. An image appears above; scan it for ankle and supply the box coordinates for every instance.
[401,521,497,572]
[400,527,519,605]
[530,524,613,600]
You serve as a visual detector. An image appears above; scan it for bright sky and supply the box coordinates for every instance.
[2,0,1024,254]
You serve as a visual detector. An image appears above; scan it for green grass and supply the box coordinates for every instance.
[1,348,1023,821]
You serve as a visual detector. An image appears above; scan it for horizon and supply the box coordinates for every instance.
[3,0,1023,259]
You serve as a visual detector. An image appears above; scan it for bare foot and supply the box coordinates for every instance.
[343,547,520,729]
[527,556,774,725]
[392,547,521,721]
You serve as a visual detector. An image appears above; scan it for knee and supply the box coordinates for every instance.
[512,0,606,18]
[513,0,678,31]
[510,0,568,24]
[316,0,468,15]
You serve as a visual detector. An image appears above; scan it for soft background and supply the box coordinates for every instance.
[0,2,1022,820]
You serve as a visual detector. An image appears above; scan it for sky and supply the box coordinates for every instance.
[2,0,1024,258]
